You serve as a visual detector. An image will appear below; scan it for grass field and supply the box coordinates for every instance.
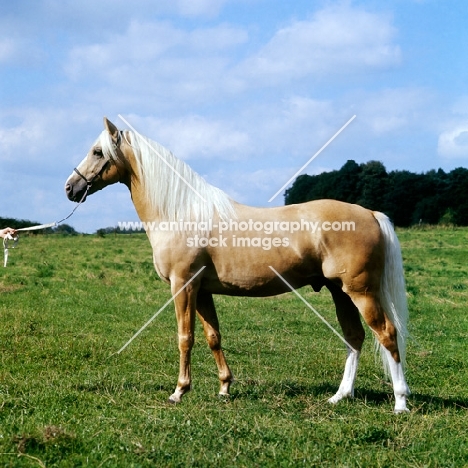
[0,227,467,467]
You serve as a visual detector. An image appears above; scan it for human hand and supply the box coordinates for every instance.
[0,227,17,239]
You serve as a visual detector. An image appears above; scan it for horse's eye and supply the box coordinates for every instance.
[93,147,103,158]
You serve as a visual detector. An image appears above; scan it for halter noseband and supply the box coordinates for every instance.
[73,166,94,187]
[73,158,112,194]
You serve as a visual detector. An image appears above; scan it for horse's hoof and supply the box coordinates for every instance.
[167,397,178,404]
[218,393,231,402]
[168,389,186,404]
[328,393,349,404]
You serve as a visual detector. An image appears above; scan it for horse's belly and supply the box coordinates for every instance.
[200,260,320,297]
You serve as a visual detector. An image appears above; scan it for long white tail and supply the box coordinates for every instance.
[373,211,409,375]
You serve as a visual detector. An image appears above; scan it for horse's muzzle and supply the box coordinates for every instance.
[65,180,87,203]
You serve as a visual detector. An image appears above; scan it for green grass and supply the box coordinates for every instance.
[0,228,467,467]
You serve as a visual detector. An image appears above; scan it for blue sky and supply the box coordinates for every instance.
[1,0,468,233]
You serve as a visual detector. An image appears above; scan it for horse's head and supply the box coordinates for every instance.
[65,117,131,202]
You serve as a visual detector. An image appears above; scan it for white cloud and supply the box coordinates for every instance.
[0,36,45,66]
[258,96,337,151]
[0,110,55,161]
[66,20,248,76]
[436,96,468,159]
[0,0,231,35]
[63,3,401,109]
[119,114,250,161]
[64,20,248,108]
[438,124,468,159]
[237,3,401,85]
[0,107,104,178]
[65,21,183,80]
[357,88,432,134]
[119,94,345,166]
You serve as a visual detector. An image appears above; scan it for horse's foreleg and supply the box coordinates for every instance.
[168,281,197,404]
[326,283,365,404]
[350,292,410,413]
[196,290,233,396]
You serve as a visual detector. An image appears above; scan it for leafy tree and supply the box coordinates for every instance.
[284,174,315,205]
[54,223,78,235]
[385,171,425,227]
[454,203,468,225]
[335,160,362,204]
[0,216,43,230]
[306,171,340,201]
[284,160,468,226]
[356,161,388,212]
[447,167,468,224]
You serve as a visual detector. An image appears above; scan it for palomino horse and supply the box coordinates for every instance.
[65,118,410,413]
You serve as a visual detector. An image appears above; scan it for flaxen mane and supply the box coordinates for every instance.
[98,130,235,224]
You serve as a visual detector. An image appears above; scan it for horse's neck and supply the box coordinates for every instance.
[128,176,160,223]
[124,151,162,223]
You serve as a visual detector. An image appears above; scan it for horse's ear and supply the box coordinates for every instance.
[103,117,119,143]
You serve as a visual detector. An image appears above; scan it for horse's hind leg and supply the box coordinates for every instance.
[326,282,365,404]
[349,291,410,413]
[196,290,234,396]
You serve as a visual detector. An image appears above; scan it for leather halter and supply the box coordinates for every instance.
[72,132,121,186]
[73,130,125,192]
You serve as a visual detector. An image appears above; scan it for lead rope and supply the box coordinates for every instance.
[3,182,91,267]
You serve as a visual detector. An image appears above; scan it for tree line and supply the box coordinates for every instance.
[0,217,78,235]
[284,160,468,227]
